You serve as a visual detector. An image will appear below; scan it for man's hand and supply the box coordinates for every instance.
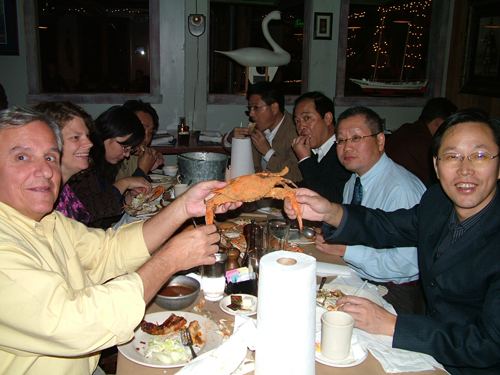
[138,146,157,174]
[284,188,342,225]
[292,135,313,161]
[337,296,397,336]
[228,127,251,143]
[251,129,271,155]
[138,225,221,302]
[315,231,347,256]
[152,150,164,171]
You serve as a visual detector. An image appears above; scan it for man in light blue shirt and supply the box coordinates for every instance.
[316,106,426,313]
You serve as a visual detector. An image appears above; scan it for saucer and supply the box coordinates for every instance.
[315,331,368,367]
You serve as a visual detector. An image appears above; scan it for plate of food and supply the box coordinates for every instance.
[124,186,167,216]
[316,283,384,310]
[219,294,257,316]
[315,330,368,367]
[118,311,223,368]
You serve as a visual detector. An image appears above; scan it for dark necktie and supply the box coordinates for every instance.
[351,177,363,205]
[435,222,465,259]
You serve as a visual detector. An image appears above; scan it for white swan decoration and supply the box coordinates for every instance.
[215,10,291,68]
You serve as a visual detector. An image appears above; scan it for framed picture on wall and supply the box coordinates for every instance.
[0,0,19,55]
[460,0,500,97]
[314,13,333,40]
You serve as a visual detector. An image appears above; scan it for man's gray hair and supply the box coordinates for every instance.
[0,106,62,150]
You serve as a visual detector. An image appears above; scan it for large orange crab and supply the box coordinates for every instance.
[205,167,302,230]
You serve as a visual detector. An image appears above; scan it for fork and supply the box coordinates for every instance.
[180,328,197,358]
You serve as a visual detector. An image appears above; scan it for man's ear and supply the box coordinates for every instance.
[325,111,334,126]
[271,102,280,115]
[433,157,440,180]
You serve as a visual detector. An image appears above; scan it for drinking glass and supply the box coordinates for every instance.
[201,252,227,301]
[266,218,291,252]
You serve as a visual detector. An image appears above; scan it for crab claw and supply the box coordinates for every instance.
[146,186,165,202]
[284,192,303,231]
[205,202,216,225]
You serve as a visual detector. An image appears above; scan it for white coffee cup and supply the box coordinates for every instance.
[174,184,189,198]
[321,311,354,361]
[162,165,178,176]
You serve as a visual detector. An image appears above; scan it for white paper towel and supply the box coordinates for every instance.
[255,251,316,375]
[231,138,255,179]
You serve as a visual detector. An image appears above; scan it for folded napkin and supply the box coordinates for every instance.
[177,317,256,375]
[151,134,174,146]
[199,131,222,143]
[316,262,352,277]
[354,329,449,374]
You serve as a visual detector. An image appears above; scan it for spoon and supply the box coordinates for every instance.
[318,276,327,291]
[301,227,315,239]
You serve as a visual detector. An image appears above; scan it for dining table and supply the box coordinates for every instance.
[115,208,448,375]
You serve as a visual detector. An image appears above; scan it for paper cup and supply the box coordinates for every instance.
[321,311,354,361]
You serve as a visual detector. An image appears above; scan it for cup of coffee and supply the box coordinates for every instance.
[321,311,354,361]
[174,184,189,198]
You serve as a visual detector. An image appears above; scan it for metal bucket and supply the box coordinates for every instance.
[178,152,229,186]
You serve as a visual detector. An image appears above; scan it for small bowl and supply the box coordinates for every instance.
[154,275,200,310]
[162,165,178,176]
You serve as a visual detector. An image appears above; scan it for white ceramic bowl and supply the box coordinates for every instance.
[162,165,178,176]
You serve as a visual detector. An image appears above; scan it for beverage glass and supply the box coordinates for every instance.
[266,218,291,251]
[321,311,354,361]
[201,252,227,301]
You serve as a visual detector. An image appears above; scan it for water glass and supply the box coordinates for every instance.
[266,218,291,251]
[201,252,227,301]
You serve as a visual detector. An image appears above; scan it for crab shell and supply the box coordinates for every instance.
[205,167,302,230]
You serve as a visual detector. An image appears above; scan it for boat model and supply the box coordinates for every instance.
[349,78,429,95]
[349,18,428,95]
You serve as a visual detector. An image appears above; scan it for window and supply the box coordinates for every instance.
[335,0,451,106]
[24,0,160,103]
[209,2,305,96]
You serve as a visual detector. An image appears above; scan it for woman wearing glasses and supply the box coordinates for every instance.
[70,106,151,228]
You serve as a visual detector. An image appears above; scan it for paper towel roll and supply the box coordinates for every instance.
[255,251,316,375]
[231,137,255,179]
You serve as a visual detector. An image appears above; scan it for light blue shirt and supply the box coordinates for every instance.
[342,153,426,283]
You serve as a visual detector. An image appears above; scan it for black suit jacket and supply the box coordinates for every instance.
[297,143,352,204]
[324,183,500,374]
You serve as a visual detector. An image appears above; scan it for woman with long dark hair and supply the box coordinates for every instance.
[70,106,151,228]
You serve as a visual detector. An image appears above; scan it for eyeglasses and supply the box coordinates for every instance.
[437,151,499,168]
[246,105,269,112]
[121,145,137,154]
[336,133,379,146]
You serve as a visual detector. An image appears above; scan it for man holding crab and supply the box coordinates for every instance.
[284,108,500,374]
[0,107,239,375]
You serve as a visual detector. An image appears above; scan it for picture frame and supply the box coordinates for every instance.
[0,0,19,55]
[460,0,500,97]
[314,12,333,40]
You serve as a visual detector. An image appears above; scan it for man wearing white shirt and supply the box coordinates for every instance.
[222,81,302,182]
[292,92,352,203]
[315,106,427,314]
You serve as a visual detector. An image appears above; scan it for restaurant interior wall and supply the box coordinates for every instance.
[1,0,447,163]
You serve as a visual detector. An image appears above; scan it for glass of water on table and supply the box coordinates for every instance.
[266,218,291,252]
[201,252,227,301]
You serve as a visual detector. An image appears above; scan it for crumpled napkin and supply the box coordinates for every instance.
[176,316,256,375]
[354,329,449,374]
[316,262,352,277]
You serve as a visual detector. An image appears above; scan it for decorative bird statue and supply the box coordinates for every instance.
[215,10,291,83]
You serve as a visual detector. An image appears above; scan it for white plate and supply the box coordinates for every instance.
[319,283,384,307]
[256,206,283,216]
[219,294,258,316]
[315,331,368,367]
[118,311,223,368]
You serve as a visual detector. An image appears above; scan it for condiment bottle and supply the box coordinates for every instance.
[177,117,190,147]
